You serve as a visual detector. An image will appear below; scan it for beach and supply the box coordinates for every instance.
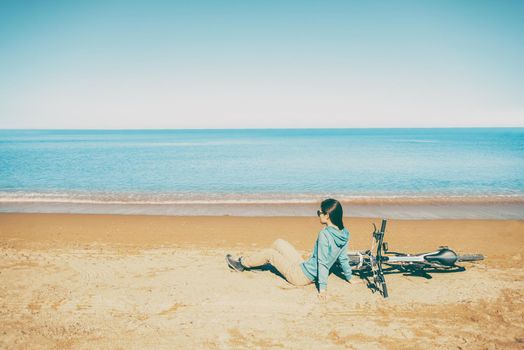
[1,213,523,349]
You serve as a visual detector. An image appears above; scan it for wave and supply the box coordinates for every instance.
[1,191,523,205]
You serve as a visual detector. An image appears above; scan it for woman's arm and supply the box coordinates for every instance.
[337,244,353,281]
[316,230,331,292]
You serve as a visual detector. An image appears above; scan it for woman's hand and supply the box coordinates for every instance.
[317,290,328,301]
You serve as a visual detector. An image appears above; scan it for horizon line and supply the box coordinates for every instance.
[0,125,524,131]
[1,126,524,131]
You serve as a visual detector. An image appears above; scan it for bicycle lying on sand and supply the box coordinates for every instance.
[346,219,484,298]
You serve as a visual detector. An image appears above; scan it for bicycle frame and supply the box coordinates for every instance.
[368,219,388,298]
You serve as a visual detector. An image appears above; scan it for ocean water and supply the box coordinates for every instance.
[1,128,523,218]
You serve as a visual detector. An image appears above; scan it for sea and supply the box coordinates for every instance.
[1,128,523,219]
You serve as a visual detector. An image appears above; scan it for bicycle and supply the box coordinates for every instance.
[346,219,484,298]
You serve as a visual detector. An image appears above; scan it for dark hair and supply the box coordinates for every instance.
[320,198,344,230]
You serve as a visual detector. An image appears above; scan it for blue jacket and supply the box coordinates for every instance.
[300,226,352,291]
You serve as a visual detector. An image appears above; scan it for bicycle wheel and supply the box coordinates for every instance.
[457,254,484,262]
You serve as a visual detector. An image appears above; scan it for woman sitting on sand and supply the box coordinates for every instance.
[226,198,359,300]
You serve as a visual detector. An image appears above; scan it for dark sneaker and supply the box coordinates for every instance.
[226,254,245,272]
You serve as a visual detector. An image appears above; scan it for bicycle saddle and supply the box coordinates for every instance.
[424,248,458,267]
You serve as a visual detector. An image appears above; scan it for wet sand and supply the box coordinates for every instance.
[1,213,523,349]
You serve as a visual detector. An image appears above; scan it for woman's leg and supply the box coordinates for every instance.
[241,241,312,286]
[241,248,290,271]
[270,239,313,286]
[271,239,304,264]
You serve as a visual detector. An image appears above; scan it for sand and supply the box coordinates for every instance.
[0,213,523,349]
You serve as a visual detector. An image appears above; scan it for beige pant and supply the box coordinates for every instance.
[242,239,314,286]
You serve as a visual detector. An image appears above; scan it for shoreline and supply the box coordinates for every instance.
[2,200,524,219]
[3,191,524,204]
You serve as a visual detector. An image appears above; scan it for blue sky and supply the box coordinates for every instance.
[0,0,523,128]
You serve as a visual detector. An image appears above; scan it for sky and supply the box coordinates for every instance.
[0,0,523,129]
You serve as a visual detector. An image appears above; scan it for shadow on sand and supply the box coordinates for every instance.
[236,262,469,295]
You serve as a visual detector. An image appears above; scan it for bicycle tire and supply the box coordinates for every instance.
[457,254,484,262]
[382,283,388,298]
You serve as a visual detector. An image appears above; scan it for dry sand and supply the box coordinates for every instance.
[0,213,523,349]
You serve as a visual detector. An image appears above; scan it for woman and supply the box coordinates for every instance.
[226,198,358,300]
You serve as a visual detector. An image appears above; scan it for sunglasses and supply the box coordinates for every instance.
[317,210,325,217]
